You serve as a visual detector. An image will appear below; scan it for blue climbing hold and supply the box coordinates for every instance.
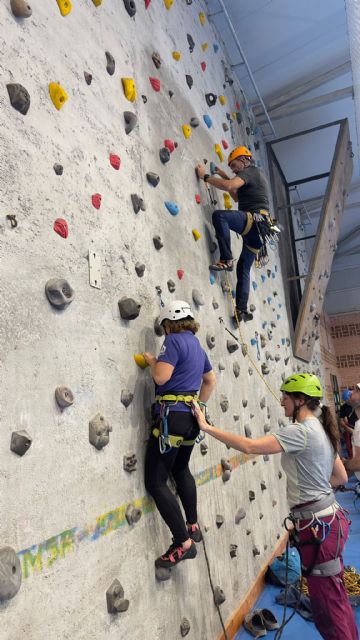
[267,297,272,304]
[262,321,267,329]
[203,114,212,128]
[213,43,219,53]
[257,161,262,167]
[164,201,179,216]
[248,145,252,151]
[274,265,278,272]
[253,126,259,135]
[232,289,236,298]
[272,272,275,278]
[261,275,266,283]
[277,314,281,320]
[252,281,258,291]
[281,338,285,345]
[209,273,216,285]
[210,161,217,174]
[250,338,257,346]
[278,303,282,308]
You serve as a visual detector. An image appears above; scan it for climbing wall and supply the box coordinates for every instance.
[0,1,325,638]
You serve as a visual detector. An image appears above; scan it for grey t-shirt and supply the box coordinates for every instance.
[236,165,270,212]
[273,418,334,508]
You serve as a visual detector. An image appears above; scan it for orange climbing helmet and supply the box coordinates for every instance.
[228,146,252,166]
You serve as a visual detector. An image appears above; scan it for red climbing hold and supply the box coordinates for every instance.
[54,218,68,239]
[177,269,184,280]
[164,139,176,153]
[109,154,121,170]
[144,0,151,7]
[195,194,201,204]
[236,101,240,110]
[149,77,160,92]
[222,140,229,149]
[200,61,206,72]
[92,193,102,209]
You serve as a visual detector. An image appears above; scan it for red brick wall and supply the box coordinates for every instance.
[329,312,360,390]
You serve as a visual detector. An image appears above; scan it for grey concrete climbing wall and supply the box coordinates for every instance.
[0,1,327,638]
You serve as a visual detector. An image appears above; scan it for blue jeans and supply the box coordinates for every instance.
[212,209,263,311]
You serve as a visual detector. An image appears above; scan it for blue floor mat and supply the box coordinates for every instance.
[235,482,360,639]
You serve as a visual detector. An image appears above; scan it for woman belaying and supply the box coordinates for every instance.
[143,300,216,569]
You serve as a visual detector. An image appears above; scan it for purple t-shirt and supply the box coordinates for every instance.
[155,331,212,412]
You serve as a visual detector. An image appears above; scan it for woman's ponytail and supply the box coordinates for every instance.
[320,404,340,454]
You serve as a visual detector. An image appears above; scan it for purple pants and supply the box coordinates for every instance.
[298,510,358,640]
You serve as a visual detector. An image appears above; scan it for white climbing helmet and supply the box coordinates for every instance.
[158,300,194,325]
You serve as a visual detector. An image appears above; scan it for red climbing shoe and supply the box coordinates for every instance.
[155,540,197,568]
[187,524,203,543]
[209,260,233,272]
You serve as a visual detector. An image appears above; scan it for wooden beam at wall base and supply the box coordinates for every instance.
[217,532,289,640]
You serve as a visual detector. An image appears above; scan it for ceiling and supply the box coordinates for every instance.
[205,0,360,316]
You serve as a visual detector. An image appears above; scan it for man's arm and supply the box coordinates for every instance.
[196,163,244,193]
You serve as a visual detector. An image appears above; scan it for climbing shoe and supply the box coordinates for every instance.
[258,608,279,630]
[209,260,233,272]
[243,611,267,638]
[187,523,203,543]
[232,309,253,325]
[155,540,197,568]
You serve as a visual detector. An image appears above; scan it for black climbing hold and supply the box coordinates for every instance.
[159,147,170,164]
[246,126,251,136]
[180,618,191,637]
[118,297,141,320]
[284,356,290,365]
[105,51,115,75]
[205,93,217,107]
[167,279,175,293]
[236,112,242,124]
[220,395,229,413]
[190,117,199,128]
[187,33,195,53]
[55,386,74,409]
[246,529,251,536]
[206,332,215,349]
[7,83,30,115]
[131,193,146,214]
[142,94,147,103]
[0,547,22,601]
[106,579,130,614]
[263,454,270,462]
[155,566,171,582]
[222,122,229,132]
[53,163,63,175]
[121,389,133,408]
[168,90,174,99]
[235,508,246,524]
[260,481,267,491]
[10,430,32,456]
[230,544,238,559]
[10,0,32,18]
[261,363,270,375]
[123,453,137,472]
[249,490,255,501]
[154,316,164,336]
[233,414,240,421]
[278,471,282,479]
[233,362,240,378]
[213,586,226,606]
[84,72,92,85]
[253,546,261,557]
[89,413,112,450]
[244,425,252,438]
[6,214,17,228]
[125,504,142,525]
[272,499,277,507]
[153,236,163,250]
[146,172,160,187]
[227,338,239,353]
[200,442,208,456]
[124,111,137,134]
[152,51,161,68]
[212,298,219,310]
[135,263,145,278]
[242,399,248,408]
[123,0,136,17]
[45,278,74,309]
[263,423,271,433]
[216,514,224,528]
[185,74,193,90]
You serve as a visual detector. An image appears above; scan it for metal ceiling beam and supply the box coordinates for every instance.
[257,86,353,124]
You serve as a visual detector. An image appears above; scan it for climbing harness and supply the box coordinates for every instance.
[239,209,280,268]
[153,393,199,454]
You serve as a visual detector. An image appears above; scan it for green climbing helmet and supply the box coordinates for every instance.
[280,373,323,398]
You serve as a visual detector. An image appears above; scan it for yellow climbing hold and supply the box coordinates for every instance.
[219,95,226,106]
[121,77,137,102]
[172,51,181,61]
[134,354,149,369]
[163,0,173,8]
[223,193,232,210]
[49,83,68,110]
[199,11,205,25]
[201,43,209,51]
[56,0,72,16]
[92,0,102,5]
[192,229,201,241]
[215,144,224,163]
[231,111,237,121]
[182,124,192,139]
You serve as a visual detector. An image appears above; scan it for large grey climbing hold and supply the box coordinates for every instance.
[190,117,200,127]
[123,453,137,472]
[10,430,32,456]
[146,172,160,187]
[275,353,281,362]
[192,289,205,306]
[118,297,141,320]
[261,363,270,375]
[206,331,215,349]
[221,458,232,481]
[244,425,252,438]
[45,278,75,309]
[155,566,171,582]
[213,586,226,606]
[84,71,92,85]
[180,618,191,637]
[242,399,248,408]
[200,442,208,456]
[218,361,225,371]
[220,395,229,413]
[154,316,164,336]
[105,51,115,75]
[123,0,136,17]
[235,508,246,524]
[246,529,251,536]
[212,298,219,310]
[216,514,224,528]
[135,262,145,277]
[222,470,231,483]
[263,423,271,433]
[284,356,290,365]
[185,74,193,89]
[7,83,30,115]
[10,0,32,17]
[131,194,146,214]
[227,338,239,353]
[124,111,137,134]
[153,236,163,250]
[233,414,240,422]
[249,490,255,501]
[260,481,267,491]
[55,386,74,408]
[241,344,248,357]
[222,122,229,131]
[260,334,266,348]
[233,361,240,378]
[106,579,129,614]
[125,504,142,525]
[121,389,133,408]
[221,279,230,294]
[265,351,273,361]
[89,413,112,450]
[230,544,238,558]
[167,279,176,293]
[187,33,195,53]
[253,546,260,557]
[0,547,22,600]
[260,397,266,409]
[53,163,63,175]
[249,303,256,313]
[159,147,170,164]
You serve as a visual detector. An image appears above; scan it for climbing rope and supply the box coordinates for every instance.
[224,272,281,404]
[199,522,229,640]
[301,566,360,598]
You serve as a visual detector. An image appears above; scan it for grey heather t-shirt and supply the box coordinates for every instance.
[273,418,334,508]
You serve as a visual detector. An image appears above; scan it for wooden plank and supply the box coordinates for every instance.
[257,86,353,124]
[294,119,353,361]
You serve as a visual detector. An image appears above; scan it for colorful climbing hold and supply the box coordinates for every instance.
[121,78,136,102]
[49,82,68,110]
[92,0,102,5]
[91,193,102,209]
[144,0,151,7]
[56,0,72,16]
[177,269,184,280]
[53,218,68,238]
[192,229,201,241]
[252,281,258,291]
[219,95,226,105]
[172,51,181,61]
[200,61,206,72]
[109,154,121,170]
[223,193,232,210]
[209,273,215,285]
[163,0,173,8]
[164,139,176,153]
[203,114,212,128]
[199,11,205,25]
[195,194,201,204]
[222,139,229,149]
[213,43,219,53]
[215,144,223,162]
[10,0,32,18]
[164,201,179,216]
[7,83,30,115]
[201,43,208,51]
[182,124,191,139]
[105,51,115,75]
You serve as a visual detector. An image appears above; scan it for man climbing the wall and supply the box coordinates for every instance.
[196,146,278,322]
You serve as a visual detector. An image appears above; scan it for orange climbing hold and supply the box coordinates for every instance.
[200,61,206,72]
[134,354,149,369]
[177,269,184,280]
[121,78,137,102]
[195,194,201,204]
[109,154,121,170]
[49,82,68,110]
[199,11,205,25]
[215,144,224,162]
[163,0,173,8]
[172,51,181,61]
[222,139,229,149]
[149,77,160,92]
[56,0,72,16]
[223,193,232,210]
[192,229,201,241]
[182,124,191,139]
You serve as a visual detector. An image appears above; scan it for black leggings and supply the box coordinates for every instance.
[144,411,199,545]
